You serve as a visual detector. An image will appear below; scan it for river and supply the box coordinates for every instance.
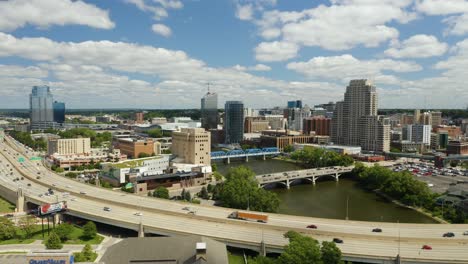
[215,159,437,223]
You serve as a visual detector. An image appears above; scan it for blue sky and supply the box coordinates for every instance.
[0,0,468,109]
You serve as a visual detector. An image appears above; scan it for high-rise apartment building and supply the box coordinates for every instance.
[201,92,218,130]
[331,80,390,152]
[135,112,144,124]
[303,116,331,136]
[171,128,211,165]
[288,105,311,132]
[403,124,431,145]
[414,109,421,124]
[224,101,244,144]
[287,100,302,109]
[30,85,55,130]
[53,101,65,124]
[47,138,91,156]
[431,111,442,127]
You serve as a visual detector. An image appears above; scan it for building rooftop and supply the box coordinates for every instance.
[107,156,166,169]
[100,236,228,264]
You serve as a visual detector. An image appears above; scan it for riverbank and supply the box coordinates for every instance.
[374,190,448,224]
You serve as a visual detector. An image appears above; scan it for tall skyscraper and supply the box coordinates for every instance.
[224,101,244,144]
[201,92,218,129]
[331,80,390,152]
[30,85,54,130]
[53,101,65,124]
[287,100,302,109]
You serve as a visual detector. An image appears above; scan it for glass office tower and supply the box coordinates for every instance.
[201,92,218,129]
[224,101,244,144]
[30,85,54,130]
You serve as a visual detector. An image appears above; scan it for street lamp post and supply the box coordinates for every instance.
[345,195,349,220]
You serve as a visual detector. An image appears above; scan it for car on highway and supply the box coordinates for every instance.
[80,191,87,195]
[36,176,41,179]
[52,184,56,187]
[38,194,43,197]
[182,207,190,211]
[306,224,318,229]
[134,212,143,216]
[443,232,455,238]
[103,207,111,212]
[333,238,343,244]
[463,231,468,236]
[37,172,40,175]
[372,228,382,233]
[422,245,432,250]
[71,198,77,201]
[27,183,31,187]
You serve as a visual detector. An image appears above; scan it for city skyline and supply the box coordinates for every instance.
[1,1,468,109]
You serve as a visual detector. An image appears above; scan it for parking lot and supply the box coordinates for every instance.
[390,162,468,194]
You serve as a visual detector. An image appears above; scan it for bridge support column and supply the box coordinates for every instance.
[226,157,230,164]
[286,179,290,189]
[335,173,340,182]
[245,156,248,162]
[95,176,100,187]
[262,154,266,161]
[138,222,145,238]
[16,188,25,213]
[260,240,266,257]
[312,176,316,185]
[54,214,60,225]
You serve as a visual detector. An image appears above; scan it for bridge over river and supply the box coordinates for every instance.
[256,166,354,188]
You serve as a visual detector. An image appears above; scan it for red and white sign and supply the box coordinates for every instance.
[39,201,67,216]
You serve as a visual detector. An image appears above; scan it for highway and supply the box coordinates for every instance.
[1,135,468,263]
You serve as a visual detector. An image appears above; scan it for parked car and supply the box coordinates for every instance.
[103,207,111,212]
[372,228,382,233]
[333,238,343,244]
[306,224,318,229]
[422,245,432,250]
[443,232,455,238]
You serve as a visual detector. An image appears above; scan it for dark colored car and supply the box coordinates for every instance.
[372,228,382,233]
[333,238,343,244]
[443,232,455,238]
[306,224,318,229]
[422,245,432,250]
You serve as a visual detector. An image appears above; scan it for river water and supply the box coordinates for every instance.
[216,159,437,223]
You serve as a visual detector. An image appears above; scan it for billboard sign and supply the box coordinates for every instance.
[38,201,67,216]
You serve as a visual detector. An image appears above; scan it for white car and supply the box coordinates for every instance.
[463,231,468,236]
[134,212,143,216]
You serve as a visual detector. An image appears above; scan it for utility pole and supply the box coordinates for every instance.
[345,195,349,220]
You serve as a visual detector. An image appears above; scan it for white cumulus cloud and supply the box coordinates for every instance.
[255,41,299,62]
[287,54,422,85]
[0,0,115,31]
[384,34,448,58]
[152,24,172,37]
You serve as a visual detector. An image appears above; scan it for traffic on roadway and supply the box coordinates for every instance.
[1,135,468,263]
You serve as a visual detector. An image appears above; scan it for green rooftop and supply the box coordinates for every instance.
[110,156,163,169]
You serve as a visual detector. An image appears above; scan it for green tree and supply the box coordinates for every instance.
[55,223,74,242]
[321,241,343,264]
[199,186,209,199]
[184,190,192,201]
[278,231,322,264]
[218,166,280,213]
[0,217,17,240]
[213,172,223,181]
[153,186,170,199]
[283,145,294,153]
[45,232,63,249]
[82,221,97,239]
[18,215,36,239]
[74,244,97,262]
[147,129,164,138]
[211,163,218,172]
[251,256,277,264]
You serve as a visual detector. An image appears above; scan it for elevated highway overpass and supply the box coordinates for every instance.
[1,135,468,263]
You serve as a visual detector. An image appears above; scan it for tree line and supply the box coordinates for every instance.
[351,163,467,223]
[290,147,354,168]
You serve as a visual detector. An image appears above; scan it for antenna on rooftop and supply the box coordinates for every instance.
[206,82,212,93]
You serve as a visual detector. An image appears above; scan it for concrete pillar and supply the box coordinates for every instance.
[262,154,266,160]
[335,173,339,182]
[54,213,60,224]
[95,176,100,187]
[245,155,248,162]
[312,176,316,185]
[226,157,230,164]
[286,179,290,189]
[16,188,24,213]
[138,222,145,238]
[260,240,266,257]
